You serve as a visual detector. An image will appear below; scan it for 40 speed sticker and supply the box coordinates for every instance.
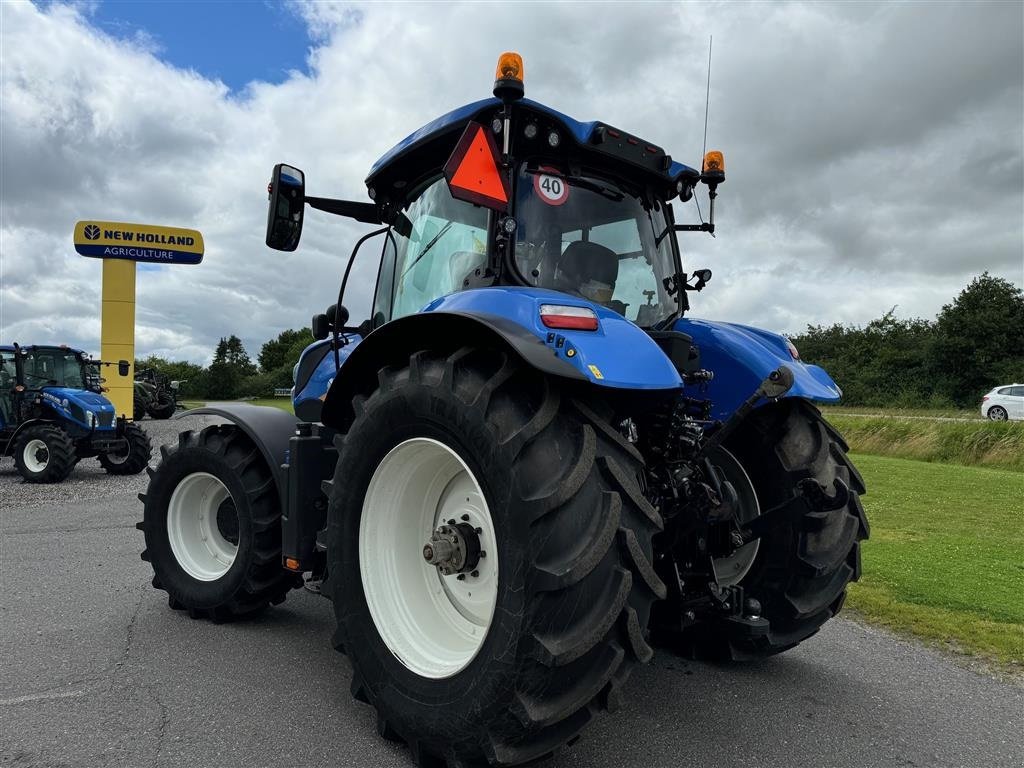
[533,167,569,206]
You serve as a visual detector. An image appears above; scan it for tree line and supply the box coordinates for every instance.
[137,272,1022,407]
[788,273,1023,407]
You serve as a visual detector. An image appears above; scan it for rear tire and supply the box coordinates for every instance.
[13,424,76,483]
[987,405,1008,421]
[326,346,664,766]
[670,399,868,660]
[148,392,176,420]
[99,422,152,475]
[137,424,298,620]
[134,393,147,422]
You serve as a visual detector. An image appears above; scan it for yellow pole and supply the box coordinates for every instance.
[100,259,137,419]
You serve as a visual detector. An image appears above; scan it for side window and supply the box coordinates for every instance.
[371,232,397,328]
[997,387,1013,396]
[390,179,489,320]
[1010,386,1024,397]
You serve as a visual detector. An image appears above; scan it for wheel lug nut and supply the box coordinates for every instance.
[447,519,456,525]
[461,514,470,521]
[457,574,466,581]
[479,551,486,558]
[470,570,479,578]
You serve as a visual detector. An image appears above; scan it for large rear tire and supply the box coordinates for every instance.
[137,424,298,620]
[98,422,152,475]
[670,399,868,660]
[148,392,177,420]
[325,346,664,766]
[13,424,76,483]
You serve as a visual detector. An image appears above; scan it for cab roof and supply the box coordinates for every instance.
[1,344,86,355]
[365,97,700,199]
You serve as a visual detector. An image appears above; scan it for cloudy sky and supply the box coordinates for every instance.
[1,1,1021,364]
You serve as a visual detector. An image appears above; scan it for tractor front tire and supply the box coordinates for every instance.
[148,392,177,420]
[137,424,298,621]
[13,424,76,483]
[326,346,664,767]
[99,422,152,475]
[670,399,868,660]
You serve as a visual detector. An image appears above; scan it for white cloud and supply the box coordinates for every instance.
[1,0,1021,364]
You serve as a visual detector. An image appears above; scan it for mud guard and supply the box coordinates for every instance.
[174,404,298,505]
[674,318,842,421]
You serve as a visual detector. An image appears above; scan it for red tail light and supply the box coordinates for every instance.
[982,396,989,402]
[539,304,599,331]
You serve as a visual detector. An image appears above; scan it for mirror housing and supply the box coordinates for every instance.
[311,313,330,341]
[117,360,130,377]
[266,163,306,251]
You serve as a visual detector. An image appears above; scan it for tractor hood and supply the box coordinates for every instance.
[41,387,117,429]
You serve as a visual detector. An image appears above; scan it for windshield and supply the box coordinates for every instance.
[386,177,490,320]
[513,164,678,327]
[22,348,86,389]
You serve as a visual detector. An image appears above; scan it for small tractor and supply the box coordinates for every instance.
[133,367,179,421]
[138,54,867,766]
[1,344,152,483]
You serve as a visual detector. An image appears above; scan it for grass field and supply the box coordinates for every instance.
[820,404,982,420]
[847,453,1023,669]
[827,415,1024,471]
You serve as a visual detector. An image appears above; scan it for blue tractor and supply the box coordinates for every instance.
[138,54,867,766]
[1,344,152,482]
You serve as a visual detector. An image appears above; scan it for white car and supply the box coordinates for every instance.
[981,384,1024,421]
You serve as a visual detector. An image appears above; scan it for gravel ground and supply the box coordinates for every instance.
[0,414,217,507]
[2,412,1022,768]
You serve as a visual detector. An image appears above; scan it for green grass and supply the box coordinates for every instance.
[847,453,1024,669]
[180,398,293,413]
[827,415,1024,471]
[821,404,981,420]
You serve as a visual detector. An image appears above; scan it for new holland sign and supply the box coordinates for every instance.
[74,221,204,265]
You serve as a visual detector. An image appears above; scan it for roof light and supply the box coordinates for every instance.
[540,304,599,331]
[493,52,525,102]
[547,130,560,148]
[785,338,800,360]
[524,122,538,139]
[702,150,725,185]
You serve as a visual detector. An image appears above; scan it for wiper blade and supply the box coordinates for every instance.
[525,169,624,202]
[400,220,454,280]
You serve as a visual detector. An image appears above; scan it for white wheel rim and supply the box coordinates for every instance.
[360,437,498,679]
[23,439,49,472]
[167,472,238,581]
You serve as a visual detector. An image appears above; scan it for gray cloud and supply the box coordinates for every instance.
[1,0,1021,365]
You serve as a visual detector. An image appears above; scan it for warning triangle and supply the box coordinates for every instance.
[443,122,509,212]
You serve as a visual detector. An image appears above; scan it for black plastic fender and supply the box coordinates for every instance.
[320,310,587,431]
[174,404,299,505]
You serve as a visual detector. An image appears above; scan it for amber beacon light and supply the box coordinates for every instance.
[493,51,525,102]
[702,150,725,184]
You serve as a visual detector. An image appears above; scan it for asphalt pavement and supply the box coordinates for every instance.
[1,415,1021,768]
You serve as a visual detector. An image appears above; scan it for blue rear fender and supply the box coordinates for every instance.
[422,287,681,390]
[674,318,841,421]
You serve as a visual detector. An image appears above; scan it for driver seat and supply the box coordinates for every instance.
[554,240,619,302]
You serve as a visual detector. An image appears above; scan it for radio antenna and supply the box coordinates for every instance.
[701,35,713,166]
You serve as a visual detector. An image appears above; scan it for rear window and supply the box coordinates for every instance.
[997,387,1015,396]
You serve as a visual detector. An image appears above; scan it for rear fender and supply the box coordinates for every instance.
[320,290,682,432]
[674,318,841,421]
[173,404,298,505]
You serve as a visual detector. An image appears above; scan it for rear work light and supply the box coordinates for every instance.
[540,304,599,331]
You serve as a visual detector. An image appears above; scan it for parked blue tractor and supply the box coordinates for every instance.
[138,54,867,766]
[1,344,152,482]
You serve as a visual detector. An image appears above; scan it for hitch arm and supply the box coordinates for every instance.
[700,365,795,457]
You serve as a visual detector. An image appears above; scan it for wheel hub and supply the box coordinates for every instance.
[423,522,482,576]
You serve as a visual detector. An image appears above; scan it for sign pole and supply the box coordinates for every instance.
[100,259,137,419]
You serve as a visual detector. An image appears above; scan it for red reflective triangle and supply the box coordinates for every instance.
[443,123,509,211]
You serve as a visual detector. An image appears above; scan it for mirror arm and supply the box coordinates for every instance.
[305,196,382,225]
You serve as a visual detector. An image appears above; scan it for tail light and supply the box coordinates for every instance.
[982,396,989,402]
[539,304,599,331]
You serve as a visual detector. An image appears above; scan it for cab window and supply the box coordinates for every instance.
[386,178,489,320]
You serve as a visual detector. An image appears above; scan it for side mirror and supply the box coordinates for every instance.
[266,163,305,251]
[692,269,712,291]
[117,360,130,377]
[312,313,330,341]
[170,381,180,391]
